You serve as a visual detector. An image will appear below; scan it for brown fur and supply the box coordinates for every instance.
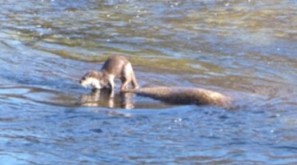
[124,86,231,108]
[80,55,139,91]
[101,55,138,91]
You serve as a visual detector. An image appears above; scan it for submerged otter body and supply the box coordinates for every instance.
[124,86,231,108]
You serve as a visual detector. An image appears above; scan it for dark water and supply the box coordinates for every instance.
[0,0,297,164]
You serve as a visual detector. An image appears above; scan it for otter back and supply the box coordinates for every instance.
[101,55,129,76]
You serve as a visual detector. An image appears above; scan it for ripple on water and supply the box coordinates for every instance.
[0,0,296,164]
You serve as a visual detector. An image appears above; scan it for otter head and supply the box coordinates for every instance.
[80,71,109,89]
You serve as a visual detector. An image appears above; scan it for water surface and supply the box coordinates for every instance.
[0,0,296,164]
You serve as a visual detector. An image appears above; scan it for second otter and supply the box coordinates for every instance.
[80,55,139,92]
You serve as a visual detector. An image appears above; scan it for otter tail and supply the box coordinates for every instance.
[122,86,231,108]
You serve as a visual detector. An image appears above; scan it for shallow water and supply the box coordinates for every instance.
[0,0,297,164]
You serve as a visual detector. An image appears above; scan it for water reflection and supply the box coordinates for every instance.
[79,88,135,109]
[0,0,297,164]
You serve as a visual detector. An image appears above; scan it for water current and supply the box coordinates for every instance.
[0,0,296,164]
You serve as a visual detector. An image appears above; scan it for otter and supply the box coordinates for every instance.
[79,56,230,108]
[123,86,231,108]
[80,55,139,93]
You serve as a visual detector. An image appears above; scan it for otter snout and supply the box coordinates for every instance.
[80,76,102,89]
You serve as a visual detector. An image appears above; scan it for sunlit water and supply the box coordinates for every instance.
[0,0,296,164]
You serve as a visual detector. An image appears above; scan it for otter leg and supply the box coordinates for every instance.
[108,79,115,89]
[128,64,139,89]
[131,72,139,89]
[120,77,129,91]
[107,77,115,98]
[120,63,131,91]
[121,63,138,90]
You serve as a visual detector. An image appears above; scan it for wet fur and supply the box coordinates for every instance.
[124,86,231,108]
[80,71,105,89]
[80,56,230,108]
[80,55,139,91]
[100,55,138,91]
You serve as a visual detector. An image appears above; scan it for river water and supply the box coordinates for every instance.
[0,0,296,164]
